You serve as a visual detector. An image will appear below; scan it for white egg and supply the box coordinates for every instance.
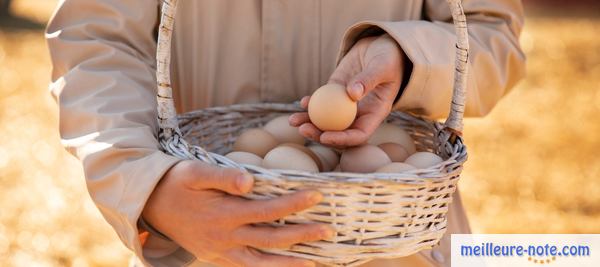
[340,145,391,173]
[404,152,443,169]
[376,162,416,173]
[368,123,417,154]
[225,151,263,166]
[308,144,340,172]
[262,146,319,172]
[263,115,305,145]
[378,142,410,162]
[279,143,323,171]
[232,128,279,157]
[333,164,341,172]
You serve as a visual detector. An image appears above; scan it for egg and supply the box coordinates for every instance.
[404,152,443,169]
[340,145,391,173]
[232,128,279,157]
[308,83,357,131]
[308,144,340,172]
[368,123,417,154]
[263,115,305,145]
[378,142,410,162]
[376,162,416,173]
[333,164,341,172]
[262,146,319,172]
[225,151,263,166]
[279,143,323,171]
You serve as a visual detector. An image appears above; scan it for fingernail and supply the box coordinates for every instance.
[320,226,335,239]
[350,82,364,100]
[310,132,321,142]
[236,173,253,192]
[307,191,323,204]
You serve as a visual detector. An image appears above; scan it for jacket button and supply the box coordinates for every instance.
[431,249,445,263]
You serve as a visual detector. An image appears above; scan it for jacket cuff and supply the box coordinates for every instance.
[337,20,464,118]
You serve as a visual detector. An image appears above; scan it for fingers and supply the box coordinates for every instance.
[292,96,322,142]
[298,123,322,142]
[233,224,334,249]
[236,190,323,224]
[320,129,367,147]
[212,258,240,267]
[183,161,254,195]
[227,247,315,267]
[289,109,321,142]
[289,110,322,142]
[288,112,310,127]
[300,96,310,109]
[346,66,388,101]
[289,95,311,127]
[319,111,385,147]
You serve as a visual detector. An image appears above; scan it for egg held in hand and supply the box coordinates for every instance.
[263,115,305,145]
[308,83,357,131]
[340,145,391,173]
[232,128,278,157]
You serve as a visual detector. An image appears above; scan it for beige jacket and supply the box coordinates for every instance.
[46,0,525,266]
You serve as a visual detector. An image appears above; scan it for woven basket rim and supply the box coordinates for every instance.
[174,102,467,185]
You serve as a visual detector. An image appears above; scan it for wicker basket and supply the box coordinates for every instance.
[154,1,469,266]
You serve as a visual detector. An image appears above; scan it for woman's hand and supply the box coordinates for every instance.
[290,34,405,147]
[142,160,333,267]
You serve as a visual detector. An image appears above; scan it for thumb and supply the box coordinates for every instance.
[186,161,254,195]
[346,67,386,101]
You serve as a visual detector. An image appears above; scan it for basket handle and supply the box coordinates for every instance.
[155,0,469,139]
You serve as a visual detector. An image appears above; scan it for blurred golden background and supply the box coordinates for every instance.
[0,0,598,266]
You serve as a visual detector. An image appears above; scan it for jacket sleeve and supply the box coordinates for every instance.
[46,0,186,265]
[337,0,526,118]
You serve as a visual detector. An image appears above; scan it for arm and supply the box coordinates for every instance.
[46,0,183,264]
[291,0,526,146]
[338,0,526,118]
[47,1,330,266]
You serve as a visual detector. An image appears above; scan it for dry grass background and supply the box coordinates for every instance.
[0,0,598,266]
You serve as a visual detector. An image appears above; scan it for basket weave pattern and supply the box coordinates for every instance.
[154,1,469,266]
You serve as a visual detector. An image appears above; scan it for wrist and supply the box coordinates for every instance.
[377,34,411,104]
[140,161,183,242]
[138,216,173,241]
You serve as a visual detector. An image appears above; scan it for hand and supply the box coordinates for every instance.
[142,160,333,267]
[290,34,405,147]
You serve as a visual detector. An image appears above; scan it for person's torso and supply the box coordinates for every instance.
[169,0,424,112]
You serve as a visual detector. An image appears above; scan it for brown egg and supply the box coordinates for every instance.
[404,152,443,169]
[308,144,340,172]
[340,145,391,173]
[376,162,416,173]
[232,128,278,157]
[279,143,323,171]
[262,146,319,172]
[333,164,341,172]
[368,123,417,154]
[263,115,305,145]
[308,83,357,131]
[225,151,263,166]
[378,142,410,162]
